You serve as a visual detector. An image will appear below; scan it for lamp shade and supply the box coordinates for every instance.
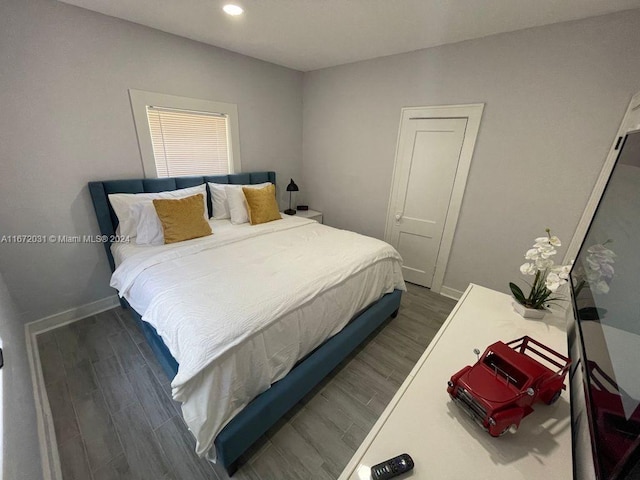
[286,179,299,192]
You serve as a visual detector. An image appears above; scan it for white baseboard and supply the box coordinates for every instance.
[25,294,120,480]
[25,295,120,335]
[25,324,61,480]
[439,285,464,300]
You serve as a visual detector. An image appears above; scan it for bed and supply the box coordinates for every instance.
[88,171,405,475]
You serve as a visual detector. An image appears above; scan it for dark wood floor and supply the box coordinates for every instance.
[37,284,456,480]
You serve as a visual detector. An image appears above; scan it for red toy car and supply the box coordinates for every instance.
[447,336,571,436]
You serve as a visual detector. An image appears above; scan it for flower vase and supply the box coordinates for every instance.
[512,301,547,319]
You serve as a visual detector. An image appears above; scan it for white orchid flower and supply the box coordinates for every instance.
[601,255,616,264]
[513,229,571,309]
[520,263,537,275]
[592,251,616,264]
[525,248,539,260]
[551,264,570,279]
[602,250,616,261]
[586,257,601,270]
[593,280,610,294]
[545,272,562,292]
[536,258,554,270]
[576,242,616,295]
[540,248,557,259]
[557,264,572,280]
[600,263,614,277]
[586,270,601,282]
[587,244,616,258]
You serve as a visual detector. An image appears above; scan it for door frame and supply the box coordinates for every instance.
[384,103,484,296]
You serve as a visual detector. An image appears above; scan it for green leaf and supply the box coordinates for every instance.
[544,296,567,308]
[509,282,527,304]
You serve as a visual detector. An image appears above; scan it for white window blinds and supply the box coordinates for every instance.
[146,106,231,177]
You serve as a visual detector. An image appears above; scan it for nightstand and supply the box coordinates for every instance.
[295,209,323,224]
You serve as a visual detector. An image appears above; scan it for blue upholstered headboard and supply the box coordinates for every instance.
[88,171,276,272]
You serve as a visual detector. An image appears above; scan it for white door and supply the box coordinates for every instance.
[388,117,467,287]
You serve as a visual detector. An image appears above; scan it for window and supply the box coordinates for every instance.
[129,90,241,178]
[146,107,230,177]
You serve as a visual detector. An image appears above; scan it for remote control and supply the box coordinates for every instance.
[371,453,414,480]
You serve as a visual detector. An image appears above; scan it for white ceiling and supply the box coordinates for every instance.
[60,0,640,71]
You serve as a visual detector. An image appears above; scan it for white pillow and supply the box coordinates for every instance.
[226,186,250,224]
[109,184,207,238]
[208,182,271,219]
[130,202,164,246]
[209,183,232,219]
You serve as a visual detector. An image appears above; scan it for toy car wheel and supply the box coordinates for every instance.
[547,390,561,405]
[499,424,517,436]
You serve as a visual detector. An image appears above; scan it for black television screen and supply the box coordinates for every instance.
[570,130,640,479]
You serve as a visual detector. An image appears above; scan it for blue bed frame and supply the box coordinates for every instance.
[88,171,402,475]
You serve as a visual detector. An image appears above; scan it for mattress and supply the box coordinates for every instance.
[110,215,405,457]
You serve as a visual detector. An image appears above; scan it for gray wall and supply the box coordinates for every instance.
[302,10,640,295]
[0,0,303,321]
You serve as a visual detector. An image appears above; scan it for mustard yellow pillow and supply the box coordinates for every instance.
[152,193,212,244]
[242,184,281,225]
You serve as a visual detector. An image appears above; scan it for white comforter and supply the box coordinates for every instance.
[111,216,405,457]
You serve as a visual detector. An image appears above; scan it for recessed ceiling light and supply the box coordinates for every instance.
[223,4,244,16]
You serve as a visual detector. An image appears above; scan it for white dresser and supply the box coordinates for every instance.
[339,283,572,480]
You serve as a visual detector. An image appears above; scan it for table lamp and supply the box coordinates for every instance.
[284,178,299,215]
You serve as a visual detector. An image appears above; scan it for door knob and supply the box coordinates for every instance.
[395,213,402,222]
